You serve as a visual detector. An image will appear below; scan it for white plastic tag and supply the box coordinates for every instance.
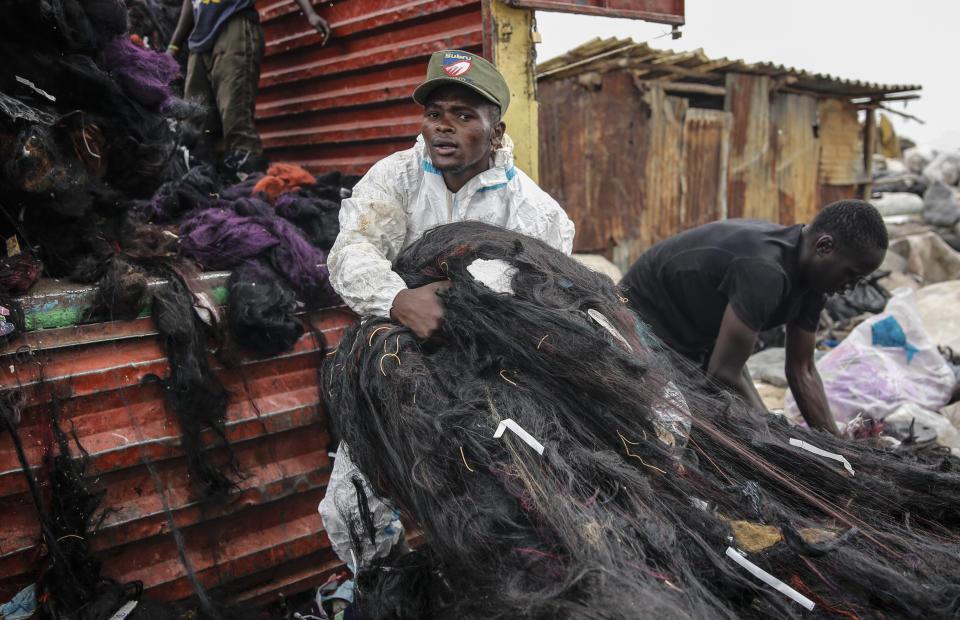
[789,438,855,476]
[725,547,815,610]
[493,418,545,455]
[108,600,139,620]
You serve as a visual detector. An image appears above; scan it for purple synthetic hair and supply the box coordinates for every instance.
[179,208,331,301]
[97,37,180,110]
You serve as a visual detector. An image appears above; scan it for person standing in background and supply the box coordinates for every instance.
[167,0,331,174]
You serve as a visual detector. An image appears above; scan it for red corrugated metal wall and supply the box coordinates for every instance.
[256,0,484,176]
[0,308,355,604]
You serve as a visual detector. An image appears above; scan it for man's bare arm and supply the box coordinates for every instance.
[785,324,840,435]
[166,0,194,55]
[707,304,767,411]
[291,0,331,44]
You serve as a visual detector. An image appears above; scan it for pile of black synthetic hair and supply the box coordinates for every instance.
[324,221,960,619]
[143,277,237,497]
[227,261,304,357]
[0,2,353,615]
[0,0,197,285]
[0,389,146,620]
[126,0,183,52]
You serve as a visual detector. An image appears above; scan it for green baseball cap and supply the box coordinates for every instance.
[412,50,510,114]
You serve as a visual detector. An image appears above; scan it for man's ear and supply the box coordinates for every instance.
[491,121,506,149]
[815,234,835,256]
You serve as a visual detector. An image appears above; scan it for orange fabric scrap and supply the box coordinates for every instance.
[252,163,316,202]
[788,574,862,620]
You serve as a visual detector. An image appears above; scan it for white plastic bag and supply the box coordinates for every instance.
[317,442,404,569]
[785,288,956,425]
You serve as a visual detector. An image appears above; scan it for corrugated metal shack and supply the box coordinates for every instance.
[537,37,920,269]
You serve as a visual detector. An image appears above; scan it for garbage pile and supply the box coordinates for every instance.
[869,138,960,252]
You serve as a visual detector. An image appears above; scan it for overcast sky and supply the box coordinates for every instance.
[535,1,958,150]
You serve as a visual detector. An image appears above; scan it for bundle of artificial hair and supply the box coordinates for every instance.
[325,221,960,619]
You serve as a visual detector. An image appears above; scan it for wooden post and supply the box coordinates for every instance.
[488,0,539,182]
[859,105,876,200]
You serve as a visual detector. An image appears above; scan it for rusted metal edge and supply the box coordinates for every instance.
[261,0,478,50]
[259,31,482,87]
[4,271,228,338]
[261,121,421,149]
[505,0,684,25]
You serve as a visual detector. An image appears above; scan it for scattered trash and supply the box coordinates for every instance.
[0,583,37,620]
[903,146,933,175]
[871,315,919,362]
[823,271,890,322]
[786,288,956,425]
[884,402,960,454]
[746,347,828,389]
[724,547,815,611]
[914,280,960,353]
[871,173,927,196]
[887,232,960,284]
[922,180,960,227]
[747,348,787,388]
[788,438,855,475]
[921,150,960,186]
[870,191,923,216]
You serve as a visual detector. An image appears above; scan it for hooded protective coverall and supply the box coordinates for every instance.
[319,133,575,569]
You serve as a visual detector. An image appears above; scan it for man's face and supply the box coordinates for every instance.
[808,235,885,295]
[421,85,505,190]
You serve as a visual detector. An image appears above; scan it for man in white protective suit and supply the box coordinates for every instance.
[318,49,575,577]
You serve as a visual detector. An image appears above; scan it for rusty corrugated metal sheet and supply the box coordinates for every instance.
[256,0,484,177]
[507,0,683,23]
[772,92,820,225]
[817,98,864,186]
[643,83,686,250]
[539,71,651,254]
[819,183,857,208]
[682,108,730,230]
[0,306,356,604]
[725,73,776,221]
[540,77,732,266]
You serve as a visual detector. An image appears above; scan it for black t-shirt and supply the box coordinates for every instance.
[619,219,825,357]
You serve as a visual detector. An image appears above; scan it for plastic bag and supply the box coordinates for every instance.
[785,288,956,425]
[823,271,890,322]
[317,442,404,570]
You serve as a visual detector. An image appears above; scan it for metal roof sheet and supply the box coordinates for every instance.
[537,37,921,98]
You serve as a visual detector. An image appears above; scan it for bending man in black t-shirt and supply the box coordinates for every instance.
[620,200,888,435]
